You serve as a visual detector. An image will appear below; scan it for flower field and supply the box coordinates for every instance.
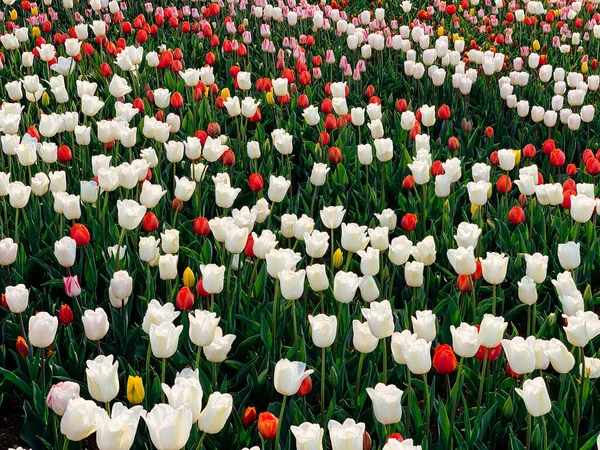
[2,0,600,449]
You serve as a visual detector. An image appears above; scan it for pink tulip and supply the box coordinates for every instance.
[64,276,81,298]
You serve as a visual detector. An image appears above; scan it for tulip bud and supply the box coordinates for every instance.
[258,412,278,439]
[183,267,195,288]
[127,375,145,404]
[333,248,344,268]
[242,406,257,427]
[58,304,74,325]
[16,336,29,357]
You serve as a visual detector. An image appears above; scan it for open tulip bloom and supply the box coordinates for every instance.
[2,1,600,449]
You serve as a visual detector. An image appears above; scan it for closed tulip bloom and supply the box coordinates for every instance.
[407,160,430,185]
[199,264,226,294]
[216,183,241,209]
[366,383,404,425]
[563,310,600,347]
[320,206,346,229]
[60,398,99,441]
[47,382,80,416]
[225,225,249,254]
[86,354,119,403]
[150,322,183,358]
[524,253,548,283]
[534,340,550,370]
[356,247,379,275]
[266,248,302,279]
[480,252,508,285]
[552,271,578,296]
[450,323,480,358]
[359,275,380,302]
[357,144,373,165]
[447,246,476,275]
[281,214,298,239]
[375,209,397,230]
[290,422,324,450]
[517,276,538,305]
[82,308,110,341]
[310,163,330,186]
[162,369,203,422]
[174,176,196,202]
[479,314,508,348]
[328,419,365,450]
[144,403,193,450]
[28,311,58,348]
[515,377,552,417]
[197,392,234,434]
[140,181,167,208]
[391,330,417,365]
[411,310,436,342]
[203,327,236,363]
[368,227,389,251]
[557,241,580,270]
[389,236,412,266]
[252,230,278,259]
[110,270,133,300]
[341,223,370,253]
[302,105,320,126]
[5,284,28,313]
[96,403,144,450]
[404,261,424,287]
[274,359,314,396]
[333,271,362,303]
[353,320,379,353]
[8,182,31,208]
[268,175,291,203]
[117,199,146,230]
[159,255,179,280]
[497,149,516,171]
[189,310,220,347]
[411,236,436,266]
[454,222,481,249]
[304,230,329,259]
[502,336,536,374]
[546,338,575,373]
[383,438,422,449]
[142,300,180,334]
[308,314,337,348]
[466,181,491,206]
[306,264,329,292]
[139,236,160,263]
[570,195,595,223]
[279,269,306,301]
[402,338,432,374]
[361,300,394,339]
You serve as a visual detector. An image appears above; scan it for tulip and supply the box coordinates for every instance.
[127,375,145,405]
[144,403,193,450]
[268,175,291,203]
[274,359,314,396]
[411,310,436,342]
[546,338,576,373]
[83,308,110,341]
[502,336,536,374]
[162,368,203,422]
[197,392,234,434]
[389,236,412,266]
[518,276,538,306]
[515,377,552,417]
[258,411,278,439]
[402,338,432,374]
[447,246,476,275]
[308,315,337,348]
[86,354,119,403]
[142,300,180,334]
[563,311,600,347]
[266,249,302,279]
[117,199,146,230]
[54,236,77,268]
[203,327,236,363]
[320,206,346,229]
[404,261,424,287]
[5,284,28,313]
[96,403,144,450]
[328,419,365,450]
[291,422,324,450]
[0,237,17,266]
[189,309,220,348]
[28,312,58,349]
[150,322,183,359]
[199,264,226,294]
[60,398,99,441]
[366,383,404,425]
[524,253,548,283]
[558,242,580,270]
[47,382,80,416]
[333,271,362,303]
[341,223,370,253]
[158,254,178,280]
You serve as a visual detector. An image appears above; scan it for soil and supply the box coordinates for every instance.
[0,394,24,449]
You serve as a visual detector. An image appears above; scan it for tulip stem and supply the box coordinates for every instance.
[476,348,489,413]
[406,368,412,434]
[382,337,388,384]
[40,348,46,388]
[526,413,532,450]
[343,252,353,272]
[274,395,287,450]
[62,438,68,450]
[575,348,585,450]
[113,227,126,273]
[542,416,548,450]
[422,373,430,437]
[160,357,166,402]
[195,345,202,370]
[291,300,298,355]
[194,431,207,450]
[145,342,151,394]
[272,279,280,359]
[491,284,497,315]
[355,352,366,400]
[321,347,326,421]
[330,228,335,275]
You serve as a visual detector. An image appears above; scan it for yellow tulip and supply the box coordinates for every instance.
[9,9,17,20]
[30,7,38,16]
[487,184,493,198]
[127,376,145,404]
[512,149,521,165]
[221,87,231,99]
[32,26,40,38]
[333,249,344,269]
[41,92,50,106]
[469,8,475,15]
[437,26,445,37]
[266,89,275,105]
[183,267,195,288]
[470,204,479,216]
[458,6,463,13]
[532,40,540,51]
[582,61,588,74]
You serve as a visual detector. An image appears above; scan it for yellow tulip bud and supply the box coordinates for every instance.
[458,6,463,13]
[204,87,209,97]
[437,26,445,37]
[582,61,588,74]
[221,87,231,99]
[469,8,475,16]
[127,376,145,404]
[512,149,521,165]
[266,89,275,105]
[333,249,344,269]
[30,7,38,16]
[41,91,50,106]
[487,184,493,198]
[9,9,17,20]
[532,40,540,51]
[32,26,40,38]
[183,267,195,288]
[470,204,479,216]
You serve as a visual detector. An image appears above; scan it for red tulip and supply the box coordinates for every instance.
[249,173,264,192]
[16,336,29,358]
[142,212,159,232]
[523,144,536,158]
[176,287,195,310]
[195,278,210,297]
[297,375,313,395]
[58,304,74,325]
[456,274,473,292]
[549,149,565,167]
[496,175,512,193]
[258,412,278,439]
[242,407,257,427]
[433,344,457,374]
[57,145,72,163]
[401,213,418,231]
[244,235,255,258]
[193,217,211,235]
[508,206,525,225]
[70,223,90,246]
[437,104,451,120]
[170,92,184,108]
[100,62,112,77]
[402,175,415,190]
[328,147,342,164]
